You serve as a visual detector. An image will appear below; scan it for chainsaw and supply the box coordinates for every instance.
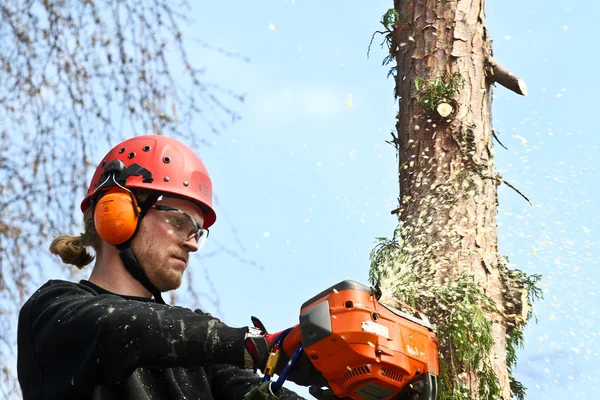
[246,280,439,400]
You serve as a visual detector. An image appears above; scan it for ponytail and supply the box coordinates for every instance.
[49,208,100,269]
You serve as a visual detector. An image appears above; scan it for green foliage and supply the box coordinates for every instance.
[438,370,470,400]
[415,72,464,113]
[434,276,500,399]
[368,8,402,73]
[478,361,501,399]
[437,361,454,400]
[509,376,527,400]
[503,269,543,399]
[520,272,543,321]
[443,283,494,368]
[506,325,523,372]
[369,232,543,400]
[368,225,402,284]
[505,325,526,399]
[382,8,400,32]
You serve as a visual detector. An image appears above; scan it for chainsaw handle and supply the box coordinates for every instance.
[271,342,304,392]
[420,373,437,400]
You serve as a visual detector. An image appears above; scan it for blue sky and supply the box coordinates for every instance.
[40,0,599,398]
[169,0,599,398]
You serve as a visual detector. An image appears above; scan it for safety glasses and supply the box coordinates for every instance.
[152,205,209,248]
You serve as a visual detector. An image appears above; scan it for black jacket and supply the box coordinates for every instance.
[17,280,303,400]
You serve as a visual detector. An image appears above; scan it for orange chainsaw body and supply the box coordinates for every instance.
[290,280,439,400]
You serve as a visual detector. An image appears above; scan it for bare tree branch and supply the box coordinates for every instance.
[0,1,250,393]
[487,57,528,96]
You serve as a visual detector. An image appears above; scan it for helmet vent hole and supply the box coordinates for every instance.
[101,161,106,167]
[345,301,354,308]
[118,148,126,154]
[142,145,151,152]
[183,181,189,187]
[128,152,136,159]
[164,176,170,182]
[162,156,171,164]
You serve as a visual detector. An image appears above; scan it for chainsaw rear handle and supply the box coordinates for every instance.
[395,372,437,400]
[420,372,437,400]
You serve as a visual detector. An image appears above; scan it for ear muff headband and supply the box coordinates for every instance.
[94,187,141,245]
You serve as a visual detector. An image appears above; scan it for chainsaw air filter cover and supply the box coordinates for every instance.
[299,280,439,400]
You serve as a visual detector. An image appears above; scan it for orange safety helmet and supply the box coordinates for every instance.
[81,135,216,228]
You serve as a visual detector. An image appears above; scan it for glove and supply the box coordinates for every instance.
[244,381,282,400]
[251,320,346,398]
[244,316,289,373]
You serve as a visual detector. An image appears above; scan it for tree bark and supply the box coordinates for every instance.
[385,0,515,398]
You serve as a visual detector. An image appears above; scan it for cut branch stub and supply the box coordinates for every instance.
[435,101,454,118]
[487,57,528,96]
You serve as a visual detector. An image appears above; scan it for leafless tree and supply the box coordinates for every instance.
[0,1,247,395]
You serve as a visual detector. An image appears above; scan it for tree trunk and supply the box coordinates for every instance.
[372,1,533,399]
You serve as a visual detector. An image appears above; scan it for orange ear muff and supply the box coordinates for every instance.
[94,188,141,245]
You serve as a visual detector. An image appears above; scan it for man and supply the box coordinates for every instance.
[17,135,328,399]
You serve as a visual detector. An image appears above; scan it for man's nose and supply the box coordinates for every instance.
[182,237,200,252]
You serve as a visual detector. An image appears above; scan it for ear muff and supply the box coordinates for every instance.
[94,188,141,245]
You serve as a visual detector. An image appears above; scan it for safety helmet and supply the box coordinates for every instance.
[81,135,216,228]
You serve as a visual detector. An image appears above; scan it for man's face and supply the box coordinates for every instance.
[130,196,206,292]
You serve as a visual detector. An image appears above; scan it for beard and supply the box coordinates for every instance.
[129,224,187,293]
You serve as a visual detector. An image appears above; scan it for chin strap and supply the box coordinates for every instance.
[92,163,167,304]
[116,190,166,304]
[117,246,165,304]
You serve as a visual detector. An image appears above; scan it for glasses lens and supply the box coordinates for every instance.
[163,212,198,243]
[154,205,208,248]
[196,229,208,249]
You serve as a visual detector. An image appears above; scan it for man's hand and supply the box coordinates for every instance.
[244,330,270,372]
[244,317,290,372]
[246,318,345,397]
[252,316,287,348]
[244,381,283,400]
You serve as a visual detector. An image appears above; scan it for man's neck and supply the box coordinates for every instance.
[88,252,152,298]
